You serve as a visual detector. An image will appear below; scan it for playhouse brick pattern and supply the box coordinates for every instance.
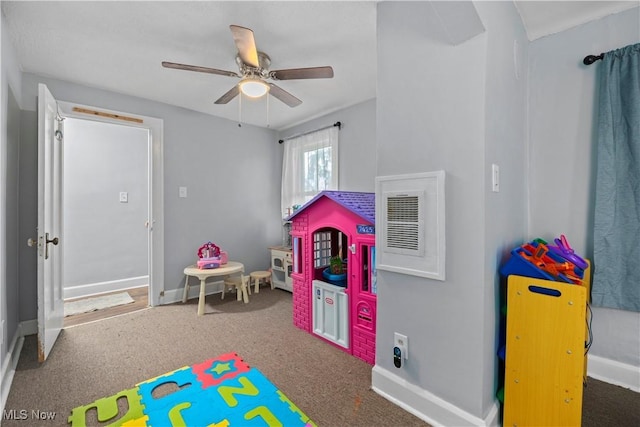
[288,191,377,365]
[352,329,376,365]
[291,212,310,332]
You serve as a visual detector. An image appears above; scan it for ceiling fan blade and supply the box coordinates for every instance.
[268,83,302,107]
[162,61,239,78]
[214,85,240,104]
[230,25,260,68]
[271,66,334,80]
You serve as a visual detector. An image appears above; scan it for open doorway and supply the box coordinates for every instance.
[56,102,164,326]
[62,117,149,325]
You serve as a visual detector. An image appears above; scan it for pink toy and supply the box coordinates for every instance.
[196,242,228,269]
[197,258,220,269]
[198,242,220,259]
[286,191,377,365]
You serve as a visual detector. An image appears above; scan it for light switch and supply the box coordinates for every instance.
[119,192,128,203]
[492,164,500,193]
[179,187,188,198]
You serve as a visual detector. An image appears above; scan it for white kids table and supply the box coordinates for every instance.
[182,261,248,315]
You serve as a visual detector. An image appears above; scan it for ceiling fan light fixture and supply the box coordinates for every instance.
[239,78,270,98]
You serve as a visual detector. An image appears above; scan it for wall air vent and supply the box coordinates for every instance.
[375,171,445,281]
[385,193,424,255]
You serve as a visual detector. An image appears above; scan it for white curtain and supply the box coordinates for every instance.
[281,126,339,217]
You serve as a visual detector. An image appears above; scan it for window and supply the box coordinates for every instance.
[313,231,333,268]
[293,236,303,274]
[281,126,338,217]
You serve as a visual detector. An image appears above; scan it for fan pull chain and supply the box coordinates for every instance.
[238,90,242,127]
[266,93,270,128]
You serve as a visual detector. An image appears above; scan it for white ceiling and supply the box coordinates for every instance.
[2,1,638,130]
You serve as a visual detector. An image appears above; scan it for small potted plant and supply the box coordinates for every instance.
[323,255,347,287]
[330,255,344,274]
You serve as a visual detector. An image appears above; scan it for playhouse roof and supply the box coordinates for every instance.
[287,191,375,224]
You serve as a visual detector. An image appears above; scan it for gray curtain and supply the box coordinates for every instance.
[592,43,640,312]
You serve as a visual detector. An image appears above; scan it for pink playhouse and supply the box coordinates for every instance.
[287,191,377,364]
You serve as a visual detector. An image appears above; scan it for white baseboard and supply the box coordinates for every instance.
[1,322,29,414]
[371,365,500,426]
[158,279,226,306]
[64,276,150,300]
[588,354,640,392]
[18,320,37,337]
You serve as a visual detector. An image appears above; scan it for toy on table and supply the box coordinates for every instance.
[196,242,228,269]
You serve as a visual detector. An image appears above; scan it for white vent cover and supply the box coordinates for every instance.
[376,171,445,280]
[385,192,424,255]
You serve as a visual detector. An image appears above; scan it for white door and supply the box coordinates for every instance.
[312,280,349,349]
[37,84,64,362]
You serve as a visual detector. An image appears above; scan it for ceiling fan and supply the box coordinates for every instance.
[162,25,334,108]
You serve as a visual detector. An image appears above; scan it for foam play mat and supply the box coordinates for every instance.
[68,352,315,426]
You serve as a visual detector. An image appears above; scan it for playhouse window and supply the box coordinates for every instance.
[362,245,369,292]
[313,231,333,268]
[360,244,377,295]
[293,236,303,274]
[313,229,347,270]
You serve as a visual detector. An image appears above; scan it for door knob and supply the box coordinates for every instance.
[45,232,59,259]
[27,237,37,247]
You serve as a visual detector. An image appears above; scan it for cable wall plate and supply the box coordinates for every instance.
[375,171,446,281]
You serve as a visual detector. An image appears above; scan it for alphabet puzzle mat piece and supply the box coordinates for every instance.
[172,368,279,426]
[137,366,202,415]
[68,387,145,427]
[220,391,315,427]
[192,352,250,388]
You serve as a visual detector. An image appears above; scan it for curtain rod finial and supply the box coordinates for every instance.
[583,53,604,65]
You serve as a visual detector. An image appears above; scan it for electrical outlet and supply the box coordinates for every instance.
[179,186,188,198]
[119,192,128,203]
[394,332,408,360]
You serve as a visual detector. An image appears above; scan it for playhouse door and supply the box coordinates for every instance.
[350,240,377,364]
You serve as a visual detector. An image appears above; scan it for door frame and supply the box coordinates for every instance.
[57,101,164,306]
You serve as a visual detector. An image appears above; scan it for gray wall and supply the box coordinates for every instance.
[17,72,282,321]
[1,11,25,379]
[4,88,21,358]
[18,111,37,322]
[278,98,377,192]
[475,0,530,413]
[376,1,493,419]
[63,118,149,291]
[528,7,640,369]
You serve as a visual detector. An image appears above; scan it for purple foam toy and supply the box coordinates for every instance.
[547,234,588,270]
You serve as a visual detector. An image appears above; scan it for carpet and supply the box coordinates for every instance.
[68,352,315,427]
[64,292,134,317]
